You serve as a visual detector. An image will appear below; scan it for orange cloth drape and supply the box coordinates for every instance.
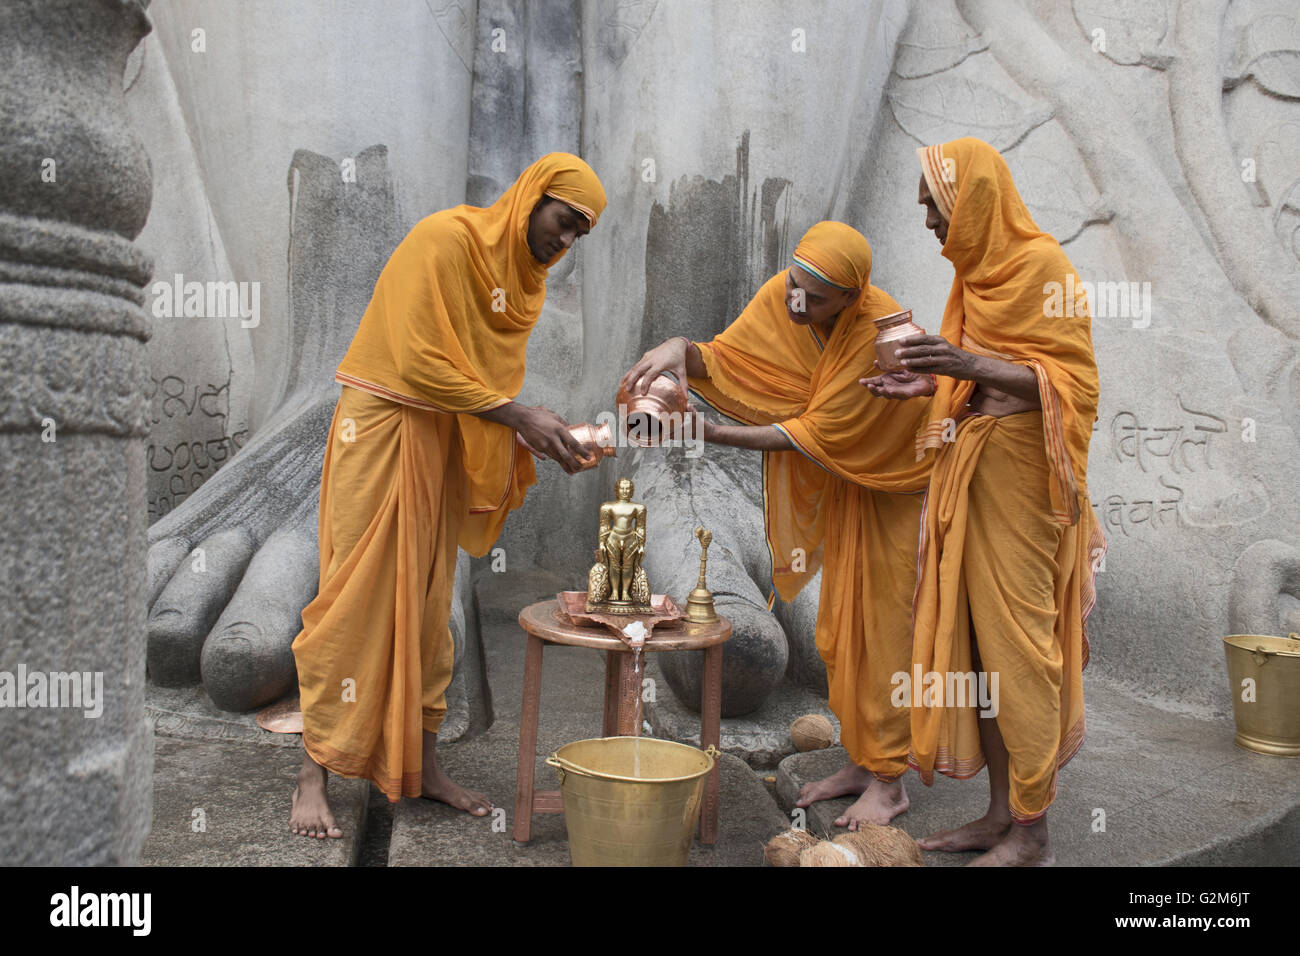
[688,221,933,775]
[294,386,463,801]
[295,155,606,800]
[910,139,1104,820]
[914,138,1097,525]
[689,222,933,602]
[335,152,606,554]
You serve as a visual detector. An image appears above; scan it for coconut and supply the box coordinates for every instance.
[789,714,834,752]
[763,827,820,867]
[799,840,863,867]
[832,831,883,866]
[836,824,923,867]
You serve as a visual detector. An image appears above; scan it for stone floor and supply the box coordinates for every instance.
[776,683,1300,866]
[139,566,1299,867]
[140,567,790,867]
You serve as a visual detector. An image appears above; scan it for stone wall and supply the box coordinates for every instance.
[128,0,1300,719]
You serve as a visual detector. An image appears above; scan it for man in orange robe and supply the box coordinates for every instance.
[864,137,1104,865]
[289,154,607,838]
[622,222,934,828]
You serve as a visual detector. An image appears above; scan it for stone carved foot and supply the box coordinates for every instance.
[629,443,790,717]
[147,147,396,710]
[147,147,487,734]
[1230,539,1300,637]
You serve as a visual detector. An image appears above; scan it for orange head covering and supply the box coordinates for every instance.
[455,151,607,329]
[334,152,606,554]
[689,222,933,601]
[791,221,872,290]
[914,138,1099,524]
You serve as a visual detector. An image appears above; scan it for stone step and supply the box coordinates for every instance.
[774,677,1300,866]
[140,735,368,866]
[146,683,302,749]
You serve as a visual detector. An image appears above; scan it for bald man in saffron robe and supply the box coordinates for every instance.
[622,222,934,829]
[289,154,607,838]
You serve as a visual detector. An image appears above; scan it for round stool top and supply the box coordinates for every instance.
[518,599,731,651]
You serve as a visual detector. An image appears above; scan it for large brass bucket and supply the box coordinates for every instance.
[1223,633,1300,756]
[546,737,717,866]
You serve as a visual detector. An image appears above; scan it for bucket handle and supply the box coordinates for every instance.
[1248,634,1300,665]
[546,753,577,786]
[546,744,724,785]
[1250,634,1300,666]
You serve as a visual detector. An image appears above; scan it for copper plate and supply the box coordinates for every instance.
[256,696,304,734]
[556,591,683,644]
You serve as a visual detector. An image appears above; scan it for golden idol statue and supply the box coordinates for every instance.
[586,477,653,614]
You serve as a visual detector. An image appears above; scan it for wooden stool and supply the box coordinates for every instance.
[512,598,731,845]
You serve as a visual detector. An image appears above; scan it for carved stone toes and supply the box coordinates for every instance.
[660,598,789,717]
[146,526,255,685]
[199,500,319,711]
[1230,539,1300,636]
[147,536,193,608]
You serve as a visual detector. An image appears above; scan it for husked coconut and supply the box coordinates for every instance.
[789,714,834,752]
[836,824,923,867]
[763,827,819,867]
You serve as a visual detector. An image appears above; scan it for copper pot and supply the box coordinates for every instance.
[517,421,616,471]
[873,309,924,372]
[616,373,694,447]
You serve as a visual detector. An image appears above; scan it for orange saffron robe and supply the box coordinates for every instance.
[689,222,933,778]
[910,138,1104,821]
[293,154,605,800]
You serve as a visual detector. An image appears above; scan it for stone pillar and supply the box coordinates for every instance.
[0,0,155,864]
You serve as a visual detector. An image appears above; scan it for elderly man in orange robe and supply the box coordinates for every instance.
[622,222,934,829]
[288,154,607,839]
[864,137,1104,865]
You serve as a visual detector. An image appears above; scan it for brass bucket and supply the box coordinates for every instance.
[1223,633,1300,756]
[546,737,718,866]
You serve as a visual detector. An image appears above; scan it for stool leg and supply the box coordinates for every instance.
[512,634,545,843]
[602,650,620,737]
[616,651,640,735]
[699,644,723,844]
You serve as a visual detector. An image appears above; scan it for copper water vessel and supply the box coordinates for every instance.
[516,421,616,471]
[873,309,924,372]
[616,373,694,447]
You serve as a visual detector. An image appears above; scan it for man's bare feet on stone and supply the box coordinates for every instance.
[917,812,1011,852]
[835,776,909,829]
[420,731,492,816]
[967,819,1053,866]
[796,762,873,807]
[289,752,343,839]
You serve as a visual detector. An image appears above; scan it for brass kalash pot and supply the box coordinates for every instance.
[1223,633,1300,755]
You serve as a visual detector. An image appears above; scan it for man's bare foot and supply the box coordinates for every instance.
[796,762,873,807]
[967,819,1053,866]
[420,763,493,816]
[289,753,343,839]
[917,811,1012,852]
[420,731,492,816]
[835,777,909,829]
